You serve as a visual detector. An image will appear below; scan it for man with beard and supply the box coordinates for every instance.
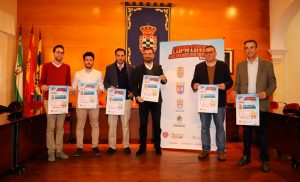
[40,44,71,162]
[132,47,167,156]
[71,52,104,157]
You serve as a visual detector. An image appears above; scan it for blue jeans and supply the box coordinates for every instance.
[200,107,226,152]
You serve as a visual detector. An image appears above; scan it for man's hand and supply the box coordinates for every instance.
[69,87,77,95]
[97,89,104,94]
[258,91,267,99]
[136,96,144,103]
[218,83,226,90]
[160,75,167,82]
[128,91,134,99]
[41,85,49,92]
[193,83,199,92]
[231,91,237,98]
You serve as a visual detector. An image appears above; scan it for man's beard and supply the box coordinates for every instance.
[144,58,153,63]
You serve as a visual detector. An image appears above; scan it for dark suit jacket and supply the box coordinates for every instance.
[234,58,276,111]
[191,60,233,107]
[132,63,167,104]
[103,62,134,92]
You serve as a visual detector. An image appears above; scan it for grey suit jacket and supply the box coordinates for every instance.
[233,58,277,111]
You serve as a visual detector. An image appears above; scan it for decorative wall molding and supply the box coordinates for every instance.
[268,49,288,64]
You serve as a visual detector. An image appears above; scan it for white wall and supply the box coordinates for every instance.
[0,1,17,106]
[286,11,300,103]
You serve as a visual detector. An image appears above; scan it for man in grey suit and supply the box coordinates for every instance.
[232,40,277,172]
[104,48,134,155]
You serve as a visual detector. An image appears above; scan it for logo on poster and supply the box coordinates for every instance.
[177,66,184,78]
[176,81,184,95]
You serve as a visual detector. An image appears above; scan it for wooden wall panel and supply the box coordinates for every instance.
[18,0,270,104]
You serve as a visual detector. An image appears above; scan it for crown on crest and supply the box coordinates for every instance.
[140,25,157,35]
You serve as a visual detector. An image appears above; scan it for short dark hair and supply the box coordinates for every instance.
[53,44,64,53]
[244,40,258,48]
[143,47,155,53]
[115,48,126,55]
[83,52,95,60]
[205,45,216,52]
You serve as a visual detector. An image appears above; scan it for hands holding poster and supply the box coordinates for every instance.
[106,88,126,115]
[236,94,260,126]
[141,75,160,102]
[48,86,69,114]
[77,82,98,109]
[198,84,218,113]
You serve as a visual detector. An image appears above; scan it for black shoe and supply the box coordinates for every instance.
[92,147,101,156]
[106,147,116,155]
[136,148,145,156]
[261,162,270,172]
[155,149,162,156]
[74,148,83,157]
[124,147,131,154]
[237,155,251,166]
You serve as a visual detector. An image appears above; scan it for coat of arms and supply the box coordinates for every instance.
[139,25,157,53]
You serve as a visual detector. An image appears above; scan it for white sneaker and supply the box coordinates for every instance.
[56,151,69,159]
[48,153,55,162]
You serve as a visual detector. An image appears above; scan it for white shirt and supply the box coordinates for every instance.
[52,60,62,68]
[144,62,153,70]
[72,68,104,90]
[247,56,259,94]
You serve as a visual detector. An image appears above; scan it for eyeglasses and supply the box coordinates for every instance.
[55,51,64,54]
[205,51,215,54]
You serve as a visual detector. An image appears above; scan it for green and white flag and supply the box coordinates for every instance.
[15,34,23,103]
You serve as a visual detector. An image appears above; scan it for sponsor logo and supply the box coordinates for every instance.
[168,44,208,59]
[176,98,184,112]
[173,115,186,127]
[171,133,184,139]
[176,81,184,95]
[176,66,184,78]
[162,132,169,138]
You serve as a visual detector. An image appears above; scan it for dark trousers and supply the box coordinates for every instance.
[243,111,269,162]
[138,102,162,151]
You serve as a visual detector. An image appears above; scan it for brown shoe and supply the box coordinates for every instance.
[198,151,209,160]
[218,152,226,161]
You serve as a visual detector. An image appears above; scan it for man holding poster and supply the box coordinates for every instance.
[40,44,71,162]
[232,40,276,172]
[71,52,104,157]
[132,47,167,156]
[104,48,134,155]
[191,45,233,161]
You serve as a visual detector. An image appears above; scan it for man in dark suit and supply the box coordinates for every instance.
[104,48,134,155]
[191,45,233,161]
[132,47,167,156]
[232,40,276,172]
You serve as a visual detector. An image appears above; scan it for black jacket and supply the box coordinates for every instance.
[191,60,233,107]
[132,63,167,104]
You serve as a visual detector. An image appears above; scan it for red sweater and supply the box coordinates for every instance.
[39,62,71,100]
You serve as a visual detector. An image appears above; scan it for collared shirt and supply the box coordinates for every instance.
[116,63,124,70]
[247,56,259,94]
[52,60,62,68]
[72,68,104,90]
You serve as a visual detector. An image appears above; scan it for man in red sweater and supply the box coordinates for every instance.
[39,44,71,162]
